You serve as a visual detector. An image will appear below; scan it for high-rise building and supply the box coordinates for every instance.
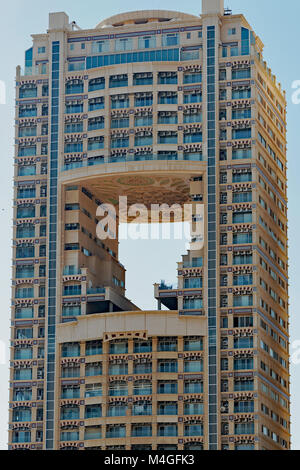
[9,0,290,450]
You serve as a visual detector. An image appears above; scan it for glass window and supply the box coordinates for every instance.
[233,211,252,223]
[234,337,254,349]
[157,131,177,144]
[109,341,128,354]
[86,340,102,356]
[60,430,79,441]
[232,191,252,204]
[65,101,83,114]
[184,423,203,436]
[65,80,84,94]
[85,362,102,376]
[183,91,202,104]
[109,381,128,396]
[107,403,127,417]
[162,33,179,46]
[131,424,152,437]
[111,95,129,109]
[61,365,80,378]
[157,360,177,373]
[157,402,178,415]
[157,337,177,352]
[88,97,104,111]
[13,388,32,401]
[134,93,153,107]
[85,404,102,419]
[184,380,203,394]
[12,407,32,422]
[230,46,239,56]
[108,362,128,375]
[184,337,203,351]
[232,128,251,139]
[61,385,80,399]
[12,430,31,443]
[183,72,202,84]
[91,41,109,54]
[115,38,133,52]
[232,87,251,99]
[109,74,128,88]
[18,125,37,137]
[18,146,36,157]
[88,137,104,151]
[65,122,83,133]
[111,117,129,129]
[183,298,203,310]
[19,105,37,117]
[85,383,102,398]
[158,72,177,84]
[184,359,203,373]
[14,368,32,380]
[133,361,152,374]
[61,342,80,357]
[18,164,36,176]
[133,339,152,353]
[157,381,178,394]
[61,405,80,420]
[88,77,105,91]
[158,92,177,104]
[132,402,152,416]
[233,294,253,307]
[133,72,153,85]
[184,402,204,415]
[62,305,81,317]
[232,172,252,183]
[232,108,251,120]
[234,422,254,435]
[84,426,101,440]
[158,111,178,124]
[106,425,126,438]
[234,358,254,370]
[138,36,156,49]
[14,346,33,360]
[134,115,153,126]
[183,111,202,124]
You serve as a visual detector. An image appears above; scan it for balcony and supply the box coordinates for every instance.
[63,286,81,296]
[87,287,105,295]
[19,63,49,77]
[61,152,206,171]
[154,281,178,310]
[159,281,175,291]
[63,266,81,276]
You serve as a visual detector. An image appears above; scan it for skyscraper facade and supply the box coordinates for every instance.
[9,0,290,450]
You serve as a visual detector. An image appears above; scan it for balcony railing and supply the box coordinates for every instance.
[159,281,175,291]
[63,266,82,275]
[20,64,49,77]
[62,153,205,171]
[87,287,105,295]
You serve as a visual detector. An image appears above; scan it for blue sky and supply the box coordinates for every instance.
[0,0,299,450]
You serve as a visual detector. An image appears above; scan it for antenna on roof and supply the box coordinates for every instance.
[224,7,232,15]
[70,21,82,31]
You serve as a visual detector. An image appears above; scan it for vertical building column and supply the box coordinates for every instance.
[205,23,218,450]
[45,39,60,449]
[45,13,69,449]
